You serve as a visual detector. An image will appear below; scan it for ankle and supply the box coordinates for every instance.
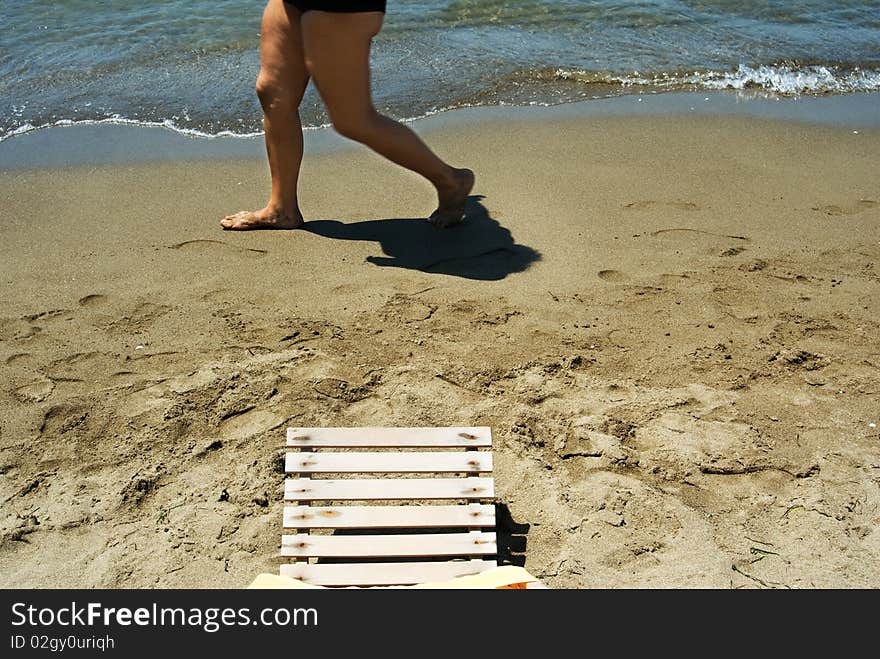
[266,201,300,218]
[435,167,460,193]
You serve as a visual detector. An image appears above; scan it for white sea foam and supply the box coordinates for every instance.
[0,105,492,143]
[554,64,880,96]
[4,123,38,138]
[694,64,880,94]
[3,64,878,143]
[0,115,331,143]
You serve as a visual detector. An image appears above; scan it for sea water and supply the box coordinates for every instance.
[2,0,879,141]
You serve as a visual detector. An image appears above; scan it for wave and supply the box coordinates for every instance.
[550,64,880,96]
[3,64,878,143]
[0,115,316,143]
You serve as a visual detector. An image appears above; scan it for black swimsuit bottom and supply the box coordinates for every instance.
[284,0,386,12]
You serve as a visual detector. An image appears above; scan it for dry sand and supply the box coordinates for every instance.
[1,107,879,588]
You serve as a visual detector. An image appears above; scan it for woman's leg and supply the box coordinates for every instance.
[301,11,474,227]
[222,0,310,230]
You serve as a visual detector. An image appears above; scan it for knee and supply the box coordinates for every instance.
[256,73,295,113]
[330,110,377,143]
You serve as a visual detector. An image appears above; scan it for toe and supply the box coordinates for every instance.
[220,211,251,230]
[428,210,465,229]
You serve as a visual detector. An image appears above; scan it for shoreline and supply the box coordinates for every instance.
[1,98,878,588]
[1,90,879,171]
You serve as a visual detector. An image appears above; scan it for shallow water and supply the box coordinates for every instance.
[2,0,879,141]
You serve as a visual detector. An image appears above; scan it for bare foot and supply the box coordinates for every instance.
[429,168,475,228]
[220,206,304,230]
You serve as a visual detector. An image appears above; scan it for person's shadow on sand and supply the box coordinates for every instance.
[303,196,540,280]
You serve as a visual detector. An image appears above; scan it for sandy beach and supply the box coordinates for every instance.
[1,98,878,588]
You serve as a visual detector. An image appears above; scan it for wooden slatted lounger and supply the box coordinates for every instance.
[281,426,498,587]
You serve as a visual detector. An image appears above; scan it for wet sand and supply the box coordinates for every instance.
[1,99,879,588]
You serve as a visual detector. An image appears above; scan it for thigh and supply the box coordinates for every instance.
[260,0,310,98]
[300,11,384,120]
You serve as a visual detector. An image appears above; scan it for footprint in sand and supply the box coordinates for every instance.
[658,273,692,286]
[219,408,286,441]
[598,269,628,282]
[46,351,119,382]
[128,351,180,363]
[313,377,372,403]
[651,228,750,257]
[127,301,172,324]
[651,228,750,242]
[169,239,267,258]
[201,289,234,304]
[39,404,89,436]
[78,294,107,307]
[0,318,42,341]
[13,378,55,404]
[109,371,141,386]
[607,327,642,349]
[381,294,436,323]
[103,301,173,335]
[812,199,878,216]
[5,352,33,366]
[624,200,701,211]
[768,273,812,284]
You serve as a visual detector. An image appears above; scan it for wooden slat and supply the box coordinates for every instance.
[285,477,494,501]
[283,503,496,529]
[284,451,492,473]
[280,531,497,558]
[280,559,497,587]
[287,427,491,448]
